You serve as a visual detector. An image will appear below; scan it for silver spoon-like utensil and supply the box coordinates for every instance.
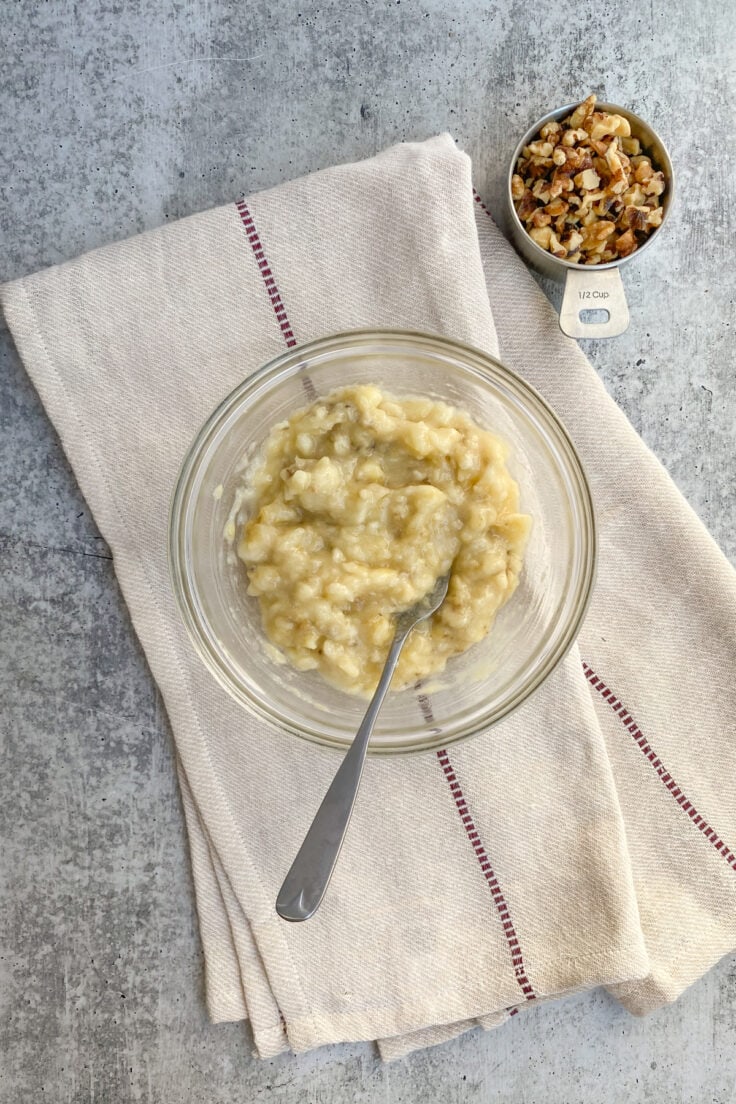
[276,571,451,922]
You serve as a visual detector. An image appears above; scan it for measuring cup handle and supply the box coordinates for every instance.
[559,266,630,339]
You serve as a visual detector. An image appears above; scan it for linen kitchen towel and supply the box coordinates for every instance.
[3,134,735,1059]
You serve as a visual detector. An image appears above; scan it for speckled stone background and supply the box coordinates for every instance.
[1,2,734,1101]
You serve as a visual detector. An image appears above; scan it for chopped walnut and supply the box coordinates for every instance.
[513,94,667,264]
[605,145,628,193]
[569,94,596,130]
[531,179,552,203]
[540,119,562,140]
[581,221,616,252]
[574,168,601,191]
[620,205,650,232]
[546,197,568,217]
[516,189,537,220]
[615,229,638,256]
[530,208,552,228]
[622,183,648,207]
[589,112,631,141]
[562,127,588,147]
[645,171,666,196]
[631,156,651,181]
[548,230,566,258]
[529,225,553,249]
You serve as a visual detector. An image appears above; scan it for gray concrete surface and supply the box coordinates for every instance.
[1,1,735,1101]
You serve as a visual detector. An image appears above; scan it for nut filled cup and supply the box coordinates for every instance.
[507,94,674,339]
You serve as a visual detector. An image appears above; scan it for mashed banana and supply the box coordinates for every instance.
[236,385,530,696]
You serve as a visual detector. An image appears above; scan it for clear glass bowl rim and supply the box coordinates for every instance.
[168,328,597,755]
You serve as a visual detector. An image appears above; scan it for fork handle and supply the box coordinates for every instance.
[275,628,409,922]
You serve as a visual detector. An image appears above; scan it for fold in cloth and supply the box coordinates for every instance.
[3,135,735,1060]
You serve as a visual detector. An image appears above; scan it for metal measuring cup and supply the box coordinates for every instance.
[507,102,675,339]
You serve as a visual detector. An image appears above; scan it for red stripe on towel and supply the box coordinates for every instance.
[234,200,317,400]
[436,747,537,1003]
[582,662,736,873]
[415,684,535,1002]
[473,189,492,217]
[235,200,297,347]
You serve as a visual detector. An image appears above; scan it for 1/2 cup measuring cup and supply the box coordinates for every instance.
[507,101,674,339]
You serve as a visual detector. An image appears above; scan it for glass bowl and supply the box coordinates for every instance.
[169,329,595,754]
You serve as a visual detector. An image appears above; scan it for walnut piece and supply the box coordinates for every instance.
[513,94,666,264]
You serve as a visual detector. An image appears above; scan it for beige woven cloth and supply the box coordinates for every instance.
[3,135,736,1061]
